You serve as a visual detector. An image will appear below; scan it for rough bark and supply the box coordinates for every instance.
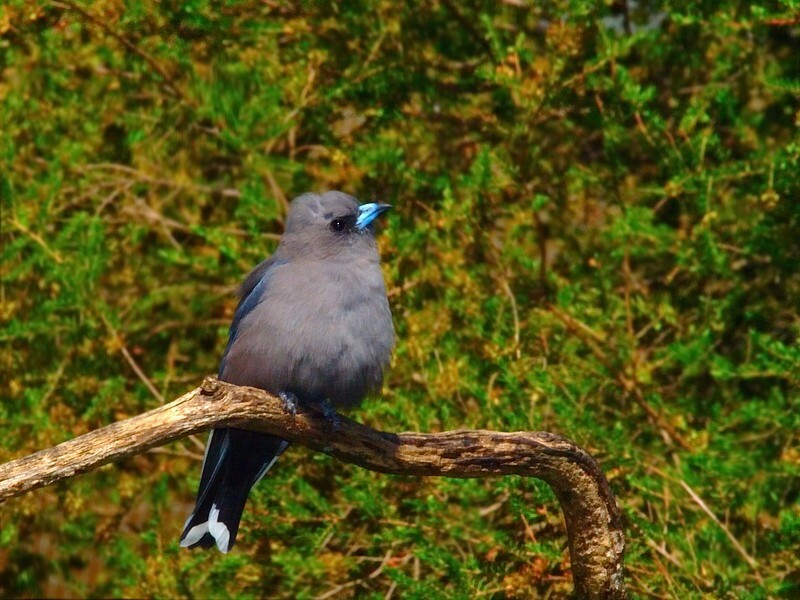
[0,377,626,599]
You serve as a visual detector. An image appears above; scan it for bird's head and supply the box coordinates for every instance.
[280,191,391,260]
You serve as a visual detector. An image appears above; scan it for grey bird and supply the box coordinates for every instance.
[180,191,394,553]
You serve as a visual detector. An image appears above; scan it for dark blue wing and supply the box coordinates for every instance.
[218,256,284,378]
[181,256,290,554]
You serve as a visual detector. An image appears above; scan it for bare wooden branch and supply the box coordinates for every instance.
[0,378,625,599]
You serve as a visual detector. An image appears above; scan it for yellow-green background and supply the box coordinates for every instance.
[1,1,799,598]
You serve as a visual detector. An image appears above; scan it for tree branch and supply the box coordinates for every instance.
[0,378,626,599]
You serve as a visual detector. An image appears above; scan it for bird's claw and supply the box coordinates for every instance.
[320,399,339,431]
[278,391,298,417]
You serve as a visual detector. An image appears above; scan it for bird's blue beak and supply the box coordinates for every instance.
[356,203,392,230]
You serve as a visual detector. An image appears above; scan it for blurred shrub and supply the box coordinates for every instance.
[1,1,798,597]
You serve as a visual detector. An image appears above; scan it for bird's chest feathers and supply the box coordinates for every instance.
[265,260,391,353]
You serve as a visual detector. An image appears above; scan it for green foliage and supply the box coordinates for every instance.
[1,0,799,597]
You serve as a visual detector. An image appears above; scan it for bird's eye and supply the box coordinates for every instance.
[330,218,348,233]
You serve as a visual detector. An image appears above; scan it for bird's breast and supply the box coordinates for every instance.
[226,259,394,408]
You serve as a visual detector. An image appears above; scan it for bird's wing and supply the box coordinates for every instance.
[182,256,290,553]
[236,255,279,300]
[218,256,285,378]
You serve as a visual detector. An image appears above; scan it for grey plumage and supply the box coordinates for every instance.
[180,191,394,553]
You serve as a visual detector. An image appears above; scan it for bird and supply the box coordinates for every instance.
[179,191,395,553]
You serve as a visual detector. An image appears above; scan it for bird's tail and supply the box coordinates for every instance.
[179,428,289,553]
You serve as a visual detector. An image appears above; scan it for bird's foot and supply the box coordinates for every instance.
[320,399,339,431]
[278,391,299,417]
